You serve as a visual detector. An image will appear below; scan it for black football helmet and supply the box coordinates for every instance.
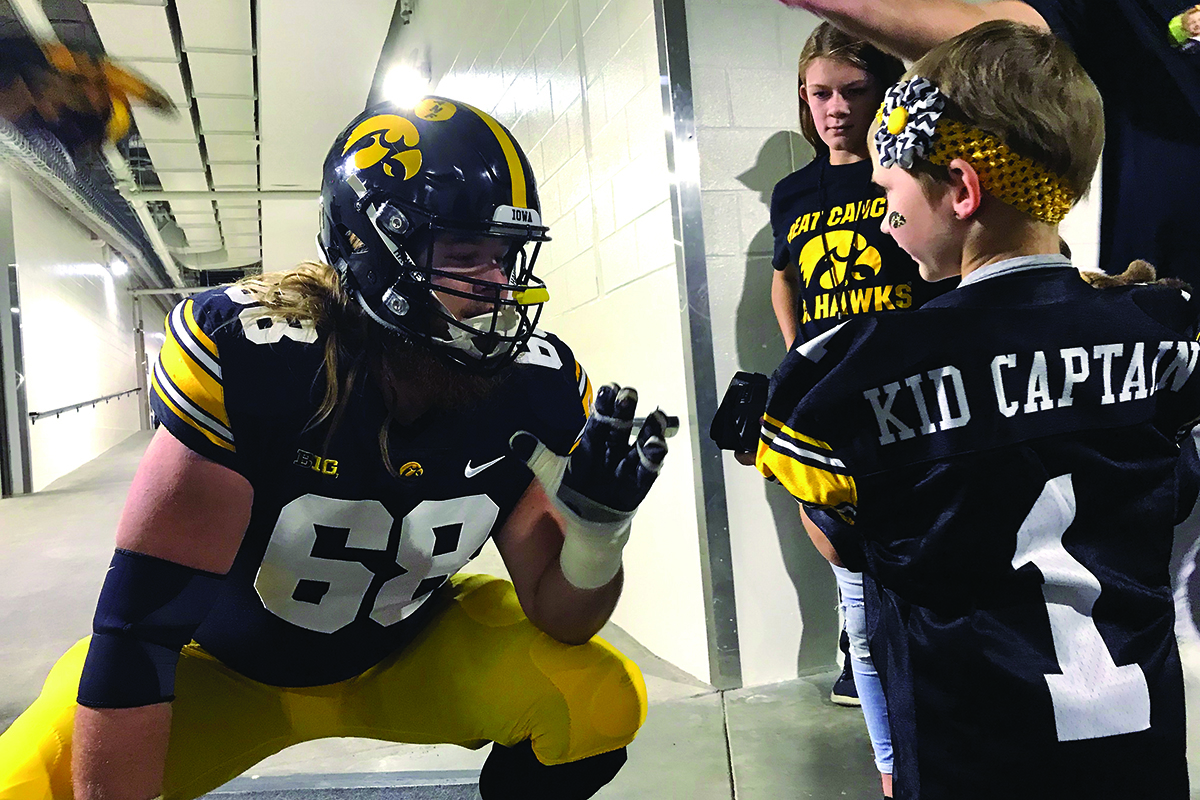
[318,96,551,373]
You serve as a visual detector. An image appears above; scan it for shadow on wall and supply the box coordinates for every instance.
[734,130,839,675]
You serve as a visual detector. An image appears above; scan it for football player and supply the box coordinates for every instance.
[0,97,671,800]
[757,22,1198,799]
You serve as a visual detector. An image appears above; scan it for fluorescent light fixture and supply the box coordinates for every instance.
[384,64,431,108]
[110,256,129,277]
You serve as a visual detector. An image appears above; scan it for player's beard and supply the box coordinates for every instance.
[374,335,507,416]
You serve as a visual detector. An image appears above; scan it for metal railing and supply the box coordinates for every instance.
[28,388,142,424]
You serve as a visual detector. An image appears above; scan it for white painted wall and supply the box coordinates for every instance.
[9,177,145,492]
[398,0,713,684]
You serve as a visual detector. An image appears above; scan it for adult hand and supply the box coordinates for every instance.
[512,383,671,589]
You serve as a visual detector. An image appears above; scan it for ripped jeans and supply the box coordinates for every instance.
[832,563,893,775]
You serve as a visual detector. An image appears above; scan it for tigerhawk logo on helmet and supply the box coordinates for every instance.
[318,95,551,374]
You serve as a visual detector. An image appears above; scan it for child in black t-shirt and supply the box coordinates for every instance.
[770,24,953,351]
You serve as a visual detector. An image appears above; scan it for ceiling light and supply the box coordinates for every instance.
[109,256,129,277]
[384,64,431,108]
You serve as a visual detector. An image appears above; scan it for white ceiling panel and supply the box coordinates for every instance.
[217,203,259,219]
[221,219,260,236]
[188,53,255,98]
[172,211,220,229]
[225,247,264,265]
[143,141,204,172]
[134,110,198,142]
[184,235,223,250]
[224,234,262,248]
[216,197,261,208]
[204,134,258,162]
[157,171,209,192]
[182,223,221,237]
[175,0,253,52]
[167,199,216,215]
[210,164,258,188]
[262,198,323,269]
[124,61,189,109]
[86,4,176,60]
[197,97,256,133]
[258,0,394,190]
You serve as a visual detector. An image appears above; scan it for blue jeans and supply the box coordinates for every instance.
[832,563,893,775]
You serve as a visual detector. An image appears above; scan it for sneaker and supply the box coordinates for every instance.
[830,661,860,706]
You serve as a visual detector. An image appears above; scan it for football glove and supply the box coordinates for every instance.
[511,383,670,589]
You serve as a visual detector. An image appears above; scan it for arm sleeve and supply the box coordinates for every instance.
[754,327,858,515]
[150,295,242,474]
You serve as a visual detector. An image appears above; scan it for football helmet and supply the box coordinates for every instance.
[318,96,550,373]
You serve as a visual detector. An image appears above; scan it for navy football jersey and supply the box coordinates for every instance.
[150,285,592,687]
[757,256,1199,798]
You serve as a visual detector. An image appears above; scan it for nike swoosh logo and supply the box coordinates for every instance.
[464,456,505,479]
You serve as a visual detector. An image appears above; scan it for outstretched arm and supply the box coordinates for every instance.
[73,428,251,800]
[494,480,623,644]
[498,384,670,644]
[778,0,1048,61]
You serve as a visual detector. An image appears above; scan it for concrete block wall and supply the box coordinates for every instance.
[684,0,834,687]
[405,0,712,683]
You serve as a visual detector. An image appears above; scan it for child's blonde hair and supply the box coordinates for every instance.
[903,20,1103,204]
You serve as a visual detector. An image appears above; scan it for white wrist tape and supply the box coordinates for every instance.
[558,513,633,590]
[517,433,636,589]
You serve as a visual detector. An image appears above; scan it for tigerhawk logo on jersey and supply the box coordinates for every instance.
[295,449,339,477]
[341,114,422,180]
[398,461,424,478]
[864,340,1200,446]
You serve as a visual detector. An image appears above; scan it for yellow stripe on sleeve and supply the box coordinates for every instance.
[151,370,235,453]
[460,102,527,208]
[576,361,594,417]
[182,298,219,360]
[756,416,857,509]
[159,326,230,428]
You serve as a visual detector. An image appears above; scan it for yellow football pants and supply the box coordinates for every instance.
[0,574,647,800]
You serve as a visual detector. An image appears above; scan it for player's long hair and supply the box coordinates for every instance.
[797,24,904,159]
[234,262,502,476]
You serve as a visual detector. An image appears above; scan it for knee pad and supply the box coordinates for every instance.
[77,549,223,708]
[528,635,647,762]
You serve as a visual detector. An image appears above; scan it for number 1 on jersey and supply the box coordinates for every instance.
[1011,473,1151,742]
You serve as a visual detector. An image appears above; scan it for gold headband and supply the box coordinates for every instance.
[874,78,1074,225]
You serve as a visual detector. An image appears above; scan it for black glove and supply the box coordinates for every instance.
[511,383,671,588]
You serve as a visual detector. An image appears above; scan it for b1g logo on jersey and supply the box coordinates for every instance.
[296,449,338,477]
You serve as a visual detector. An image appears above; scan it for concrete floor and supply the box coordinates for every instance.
[0,432,880,799]
[10,432,1200,798]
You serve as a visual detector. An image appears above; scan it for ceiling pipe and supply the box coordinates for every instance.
[124,190,317,200]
